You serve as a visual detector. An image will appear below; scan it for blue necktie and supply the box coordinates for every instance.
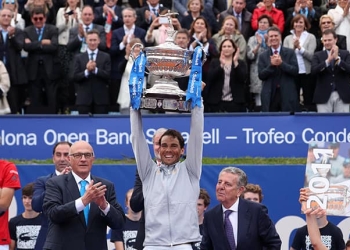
[224,210,236,250]
[80,180,89,224]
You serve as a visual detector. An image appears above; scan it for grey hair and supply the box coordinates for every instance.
[153,128,167,140]
[220,166,248,187]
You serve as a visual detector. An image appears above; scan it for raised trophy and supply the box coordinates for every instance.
[129,11,205,112]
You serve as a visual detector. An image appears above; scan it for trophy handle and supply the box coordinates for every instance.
[130,42,144,61]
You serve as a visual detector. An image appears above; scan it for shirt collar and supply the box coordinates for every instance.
[222,198,240,213]
[123,24,135,32]
[271,46,281,54]
[71,170,91,185]
[148,3,160,10]
[84,24,93,31]
[87,48,98,55]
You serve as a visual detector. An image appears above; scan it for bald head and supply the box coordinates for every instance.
[69,141,94,179]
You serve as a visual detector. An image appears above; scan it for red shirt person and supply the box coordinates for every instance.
[251,0,284,33]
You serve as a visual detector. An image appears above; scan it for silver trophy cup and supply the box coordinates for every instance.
[131,12,201,112]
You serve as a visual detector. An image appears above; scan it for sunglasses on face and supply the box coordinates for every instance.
[33,17,44,21]
[321,21,332,25]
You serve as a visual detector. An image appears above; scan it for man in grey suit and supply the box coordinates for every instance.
[258,26,299,112]
[74,29,111,114]
[23,7,58,114]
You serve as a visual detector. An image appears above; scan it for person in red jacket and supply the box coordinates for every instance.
[251,0,284,33]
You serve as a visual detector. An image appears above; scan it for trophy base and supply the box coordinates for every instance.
[140,82,191,113]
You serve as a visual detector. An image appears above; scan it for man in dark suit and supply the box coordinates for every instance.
[23,7,58,114]
[110,7,146,111]
[43,140,125,250]
[32,141,72,250]
[74,29,111,114]
[311,29,350,113]
[136,0,167,31]
[93,0,123,33]
[0,8,28,114]
[258,26,299,112]
[200,166,281,250]
[218,0,253,41]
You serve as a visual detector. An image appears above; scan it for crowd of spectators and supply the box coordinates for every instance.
[0,0,349,114]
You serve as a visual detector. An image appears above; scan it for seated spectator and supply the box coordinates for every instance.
[204,39,247,112]
[218,0,253,42]
[8,183,44,250]
[180,0,218,33]
[242,183,263,203]
[110,188,141,250]
[0,60,11,115]
[188,16,218,84]
[2,0,25,29]
[258,26,299,112]
[283,14,317,112]
[283,0,322,39]
[22,0,56,26]
[315,14,347,52]
[212,15,247,61]
[247,14,272,112]
[117,38,145,115]
[328,0,350,51]
[251,0,285,34]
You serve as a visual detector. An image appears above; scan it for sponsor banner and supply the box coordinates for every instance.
[1,114,350,159]
[10,164,350,250]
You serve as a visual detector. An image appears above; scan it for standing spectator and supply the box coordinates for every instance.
[328,0,350,51]
[9,183,43,250]
[283,0,322,39]
[0,60,11,115]
[22,0,56,27]
[212,15,247,61]
[315,14,347,52]
[23,7,58,114]
[311,29,350,113]
[93,0,123,48]
[0,160,21,250]
[200,166,281,249]
[136,0,167,31]
[283,14,317,112]
[130,96,204,248]
[188,16,218,84]
[32,141,71,250]
[42,140,125,250]
[242,183,264,203]
[204,39,247,112]
[258,26,299,112]
[2,0,26,29]
[74,29,111,114]
[110,7,146,112]
[56,0,81,114]
[247,14,272,112]
[246,0,294,13]
[0,8,27,115]
[251,0,285,34]
[218,0,253,42]
[110,188,141,250]
[321,0,337,14]
[174,0,190,18]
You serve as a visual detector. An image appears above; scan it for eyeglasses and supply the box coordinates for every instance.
[321,21,332,25]
[69,152,93,159]
[33,17,44,22]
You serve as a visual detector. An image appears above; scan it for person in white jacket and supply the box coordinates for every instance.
[328,0,350,51]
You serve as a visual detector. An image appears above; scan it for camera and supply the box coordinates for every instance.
[65,10,74,15]
[158,16,169,24]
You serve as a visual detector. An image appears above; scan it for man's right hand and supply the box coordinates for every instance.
[82,180,107,206]
[78,24,85,38]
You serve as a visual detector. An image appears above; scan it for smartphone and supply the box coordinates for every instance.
[65,10,74,15]
[159,16,169,24]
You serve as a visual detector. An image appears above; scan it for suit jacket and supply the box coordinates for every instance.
[204,58,247,104]
[74,50,111,106]
[200,198,281,250]
[109,26,146,79]
[218,8,253,42]
[0,28,27,85]
[311,49,350,103]
[258,46,299,112]
[136,6,167,31]
[23,24,58,81]
[42,172,125,250]
[66,24,107,54]
[32,173,56,250]
[315,34,347,52]
[94,5,123,31]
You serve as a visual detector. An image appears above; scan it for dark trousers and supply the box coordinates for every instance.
[206,101,246,113]
[77,104,108,114]
[29,64,57,114]
[296,73,316,111]
[269,88,282,112]
[7,84,28,114]
[110,79,121,112]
